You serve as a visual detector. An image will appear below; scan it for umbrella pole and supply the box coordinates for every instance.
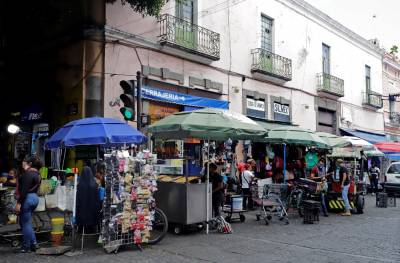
[283,144,287,183]
[206,139,210,235]
[72,171,78,249]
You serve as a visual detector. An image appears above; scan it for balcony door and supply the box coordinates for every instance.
[260,15,274,73]
[322,43,331,90]
[175,0,196,49]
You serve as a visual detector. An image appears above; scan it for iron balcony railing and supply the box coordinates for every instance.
[390,112,400,124]
[251,48,292,81]
[158,14,220,60]
[316,73,344,97]
[362,91,383,108]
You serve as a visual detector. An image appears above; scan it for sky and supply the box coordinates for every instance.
[305,0,399,50]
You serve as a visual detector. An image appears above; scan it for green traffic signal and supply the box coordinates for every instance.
[120,107,134,121]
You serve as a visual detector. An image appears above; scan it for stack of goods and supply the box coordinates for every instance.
[50,217,64,246]
[157,175,200,184]
[302,200,320,224]
[102,151,157,250]
[376,192,388,208]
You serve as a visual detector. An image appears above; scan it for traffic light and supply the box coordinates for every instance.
[119,80,135,121]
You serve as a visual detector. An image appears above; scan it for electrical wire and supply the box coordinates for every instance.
[132,0,249,38]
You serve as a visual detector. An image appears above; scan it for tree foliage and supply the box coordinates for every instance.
[390,45,399,55]
[106,0,167,16]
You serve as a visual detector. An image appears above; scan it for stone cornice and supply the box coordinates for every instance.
[278,0,385,58]
[383,57,400,71]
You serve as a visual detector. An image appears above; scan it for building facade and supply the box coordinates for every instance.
[101,0,385,138]
[382,53,400,141]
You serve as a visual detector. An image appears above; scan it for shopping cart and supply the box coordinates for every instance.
[251,183,289,225]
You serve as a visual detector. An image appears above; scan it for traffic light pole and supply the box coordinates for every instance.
[136,71,142,131]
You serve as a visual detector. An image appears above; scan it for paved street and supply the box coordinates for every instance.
[2,196,400,263]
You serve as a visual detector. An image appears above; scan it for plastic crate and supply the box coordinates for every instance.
[376,192,388,208]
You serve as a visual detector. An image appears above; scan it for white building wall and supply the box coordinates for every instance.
[104,0,384,133]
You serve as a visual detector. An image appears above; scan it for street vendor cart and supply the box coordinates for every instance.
[148,108,267,233]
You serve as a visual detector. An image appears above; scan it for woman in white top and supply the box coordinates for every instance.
[242,159,256,209]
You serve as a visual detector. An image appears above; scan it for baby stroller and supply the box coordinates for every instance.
[251,183,289,225]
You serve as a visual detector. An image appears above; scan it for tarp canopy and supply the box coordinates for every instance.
[263,126,330,149]
[254,120,297,131]
[148,108,267,141]
[340,128,386,144]
[45,117,147,149]
[374,142,400,153]
[329,136,384,158]
[316,132,350,148]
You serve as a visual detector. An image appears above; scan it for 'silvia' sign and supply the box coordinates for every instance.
[273,102,289,115]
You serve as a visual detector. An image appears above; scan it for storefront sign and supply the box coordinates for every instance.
[246,98,265,118]
[21,105,44,122]
[141,85,229,109]
[273,103,289,115]
[273,102,290,122]
[149,102,180,124]
[247,98,265,111]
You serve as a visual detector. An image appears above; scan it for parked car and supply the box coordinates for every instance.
[383,162,400,194]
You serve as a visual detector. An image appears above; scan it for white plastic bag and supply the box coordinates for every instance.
[56,186,67,211]
[65,187,74,211]
[45,193,57,209]
[35,197,46,212]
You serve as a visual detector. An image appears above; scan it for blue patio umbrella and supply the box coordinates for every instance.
[45,117,147,149]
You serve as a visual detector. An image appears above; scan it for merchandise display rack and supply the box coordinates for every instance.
[101,151,157,253]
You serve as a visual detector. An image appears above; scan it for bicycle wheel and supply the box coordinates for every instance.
[148,207,168,245]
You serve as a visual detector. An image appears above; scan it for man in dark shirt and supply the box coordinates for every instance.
[209,163,224,217]
[337,159,351,216]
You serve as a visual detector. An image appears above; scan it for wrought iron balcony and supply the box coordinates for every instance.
[316,73,344,97]
[158,14,220,61]
[389,112,400,125]
[362,91,383,108]
[251,48,292,81]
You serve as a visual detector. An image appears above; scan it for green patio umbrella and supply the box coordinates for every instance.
[148,107,267,140]
[264,126,330,149]
[316,132,351,148]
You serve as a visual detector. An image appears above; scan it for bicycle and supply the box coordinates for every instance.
[147,207,168,245]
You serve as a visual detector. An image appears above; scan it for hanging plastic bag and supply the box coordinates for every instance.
[45,192,57,209]
[65,187,75,211]
[35,197,46,212]
[56,185,67,211]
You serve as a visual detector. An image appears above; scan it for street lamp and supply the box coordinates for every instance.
[7,124,20,134]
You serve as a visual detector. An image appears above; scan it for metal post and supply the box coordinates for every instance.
[206,139,210,234]
[136,71,142,131]
[283,143,287,182]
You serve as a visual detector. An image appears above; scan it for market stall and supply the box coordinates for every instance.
[326,136,384,213]
[148,108,267,233]
[263,126,330,182]
[44,117,153,252]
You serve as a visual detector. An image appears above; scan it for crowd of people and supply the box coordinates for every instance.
[203,155,381,219]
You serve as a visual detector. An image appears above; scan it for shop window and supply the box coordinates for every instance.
[246,96,266,119]
[273,102,290,122]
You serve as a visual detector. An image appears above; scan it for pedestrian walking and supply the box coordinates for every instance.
[310,158,329,217]
[369,163,380,195]
[336,159,351,216]
[209,163,224,217]
[242,159,256,210]
[15,155,42,253]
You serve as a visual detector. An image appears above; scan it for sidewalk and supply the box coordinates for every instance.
[1,195,400,263]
